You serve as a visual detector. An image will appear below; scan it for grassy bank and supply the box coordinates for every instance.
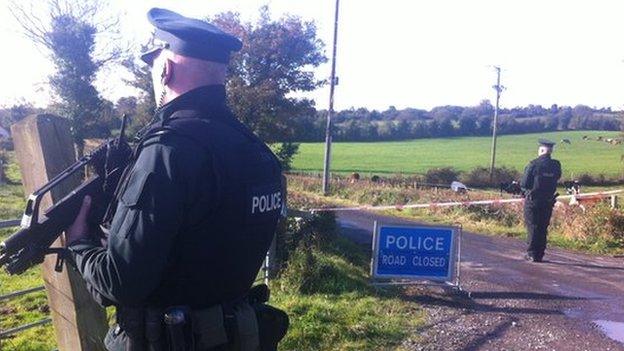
[287,174,624,256]
[271,192,424,350]
[0,153,54,351]
[293,130,624,178]
[272,235,423,350]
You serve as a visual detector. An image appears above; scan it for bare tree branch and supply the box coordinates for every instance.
[9,1,52,49]
[10,0,131,67]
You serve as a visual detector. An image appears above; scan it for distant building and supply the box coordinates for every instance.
[0,126,9,139]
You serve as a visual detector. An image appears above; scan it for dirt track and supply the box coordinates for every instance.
[337,211,624,351]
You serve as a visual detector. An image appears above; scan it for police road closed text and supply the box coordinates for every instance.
[385,235,445,251]
[381,255,447,268]
[373,225,455,281]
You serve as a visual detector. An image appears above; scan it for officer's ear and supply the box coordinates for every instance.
[161,59,173,86]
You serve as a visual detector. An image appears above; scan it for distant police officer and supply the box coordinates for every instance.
[66,8,287,350]
[520,139,562,262]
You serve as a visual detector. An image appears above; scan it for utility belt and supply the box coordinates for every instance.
[524,192,559,207]
[105,285,288,351]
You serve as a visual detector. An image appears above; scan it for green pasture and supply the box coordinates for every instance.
[0,154,54,351]
[293,130,624,178]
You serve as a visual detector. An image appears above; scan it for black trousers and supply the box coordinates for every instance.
[523,200,554,260]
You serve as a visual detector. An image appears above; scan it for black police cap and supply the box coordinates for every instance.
[538,138,556,147]
[141,8,242,65]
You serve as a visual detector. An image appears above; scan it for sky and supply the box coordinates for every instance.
[1,0,624,111]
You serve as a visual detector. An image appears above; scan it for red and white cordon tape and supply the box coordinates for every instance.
[308,189,623,213]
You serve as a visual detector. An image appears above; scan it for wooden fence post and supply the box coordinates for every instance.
[11,114,108,351]
[611,195,618,209]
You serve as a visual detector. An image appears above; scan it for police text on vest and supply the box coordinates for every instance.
[252,191,282,214]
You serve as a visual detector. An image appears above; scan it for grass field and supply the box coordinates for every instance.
[293,130,624,178]
[0,153,55,351]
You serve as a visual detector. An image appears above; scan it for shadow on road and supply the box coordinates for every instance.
[413,314,465,334]
[545,260,624,271]
[339,226,371,244]
[459,317,518,351]
[469,291,591,301]
[404,293,564,316]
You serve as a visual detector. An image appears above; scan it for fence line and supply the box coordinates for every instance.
[0,282,50,340]
[0,219,20,229]
[0,218,51,341]
[0,319,52,339]
[308,189,622,212]
[0,286,45,301]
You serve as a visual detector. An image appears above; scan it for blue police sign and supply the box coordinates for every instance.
[371,224,457,282]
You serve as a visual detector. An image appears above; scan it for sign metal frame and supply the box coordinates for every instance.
[370,221,465,293]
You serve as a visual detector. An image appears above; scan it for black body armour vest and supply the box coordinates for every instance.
[137,109,282,308]
[530,157,559,201]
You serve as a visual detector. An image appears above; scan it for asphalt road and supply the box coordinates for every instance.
[337,210,624,351]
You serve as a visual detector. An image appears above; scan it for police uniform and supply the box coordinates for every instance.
[520,139,562,262]
[68,8,284,350]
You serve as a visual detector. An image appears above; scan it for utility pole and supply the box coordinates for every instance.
[489,66,504,182]
[322,0,340,195]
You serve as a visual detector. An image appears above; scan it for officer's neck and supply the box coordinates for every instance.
[162,78,225,106]
[156,85,227,122]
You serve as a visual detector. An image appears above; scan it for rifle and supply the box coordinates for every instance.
[0,116,132,275]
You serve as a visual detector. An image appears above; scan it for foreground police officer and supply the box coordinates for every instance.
[66,8,287,350]
[520,139,562,262]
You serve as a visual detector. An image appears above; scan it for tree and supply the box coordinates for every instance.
[115,97,138,118]
[337,119,360,141]
[394,120,410,139]
[376,121,394,140]
[476,115,493,135]
[409,120,429,139]
[0,102,40,129]
[10,0,126,155]
[435,118,455,137]
[121,47,157,135]
[475,99,494,117]
[543,115,558,131]
[457,116,477,136]
[212,7,327,142]
[430,105,463,121]
[555,108,573,130]
[48,14,103,152]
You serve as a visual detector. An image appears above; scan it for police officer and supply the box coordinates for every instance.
[520,139,562,262]
[66,8,285,350]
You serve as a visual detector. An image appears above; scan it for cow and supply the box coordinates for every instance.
[563,180,580,195]
[500,181,523,196]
